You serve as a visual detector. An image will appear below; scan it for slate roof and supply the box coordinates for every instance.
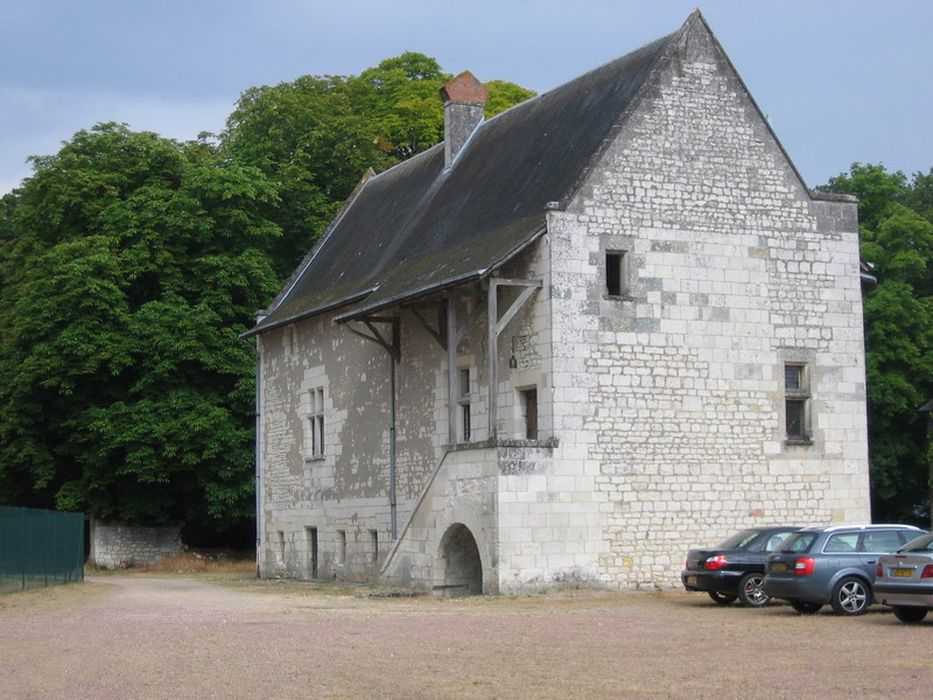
[249,23,679,336]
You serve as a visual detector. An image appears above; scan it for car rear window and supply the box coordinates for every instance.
[716,529,760,550]
[781,532,817,553]
[901,534,933,552]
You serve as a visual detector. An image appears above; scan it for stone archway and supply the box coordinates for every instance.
[435,523,483,596]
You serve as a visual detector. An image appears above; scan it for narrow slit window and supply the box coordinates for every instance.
[336,529,346,566]
[458,368,471,442]
[306,527,318,578]
[521,388,538,440]
[606,251,627,297]
[370,529,379,565]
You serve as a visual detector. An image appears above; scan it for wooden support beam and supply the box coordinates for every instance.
[485,276,542,441]
[447,297,458,445]
[487,279,499,440]
[495,284,539,336]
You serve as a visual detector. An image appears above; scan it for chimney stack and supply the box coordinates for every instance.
[440,71,488,167]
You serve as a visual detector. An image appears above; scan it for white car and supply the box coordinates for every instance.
[874,532,933,623]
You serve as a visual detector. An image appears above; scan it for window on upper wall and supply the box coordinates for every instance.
[308,387,325,458]
[606,250,629,297]
[521,388,538,440]
[458,368,471,442]
[784,363,810,443]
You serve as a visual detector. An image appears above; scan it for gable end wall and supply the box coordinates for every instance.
[547,20,869,587]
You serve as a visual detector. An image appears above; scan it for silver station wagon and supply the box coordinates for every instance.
[874,532,933,623]
[763,524,927,615]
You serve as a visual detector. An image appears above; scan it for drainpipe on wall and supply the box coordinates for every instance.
[254,315,266,578]
[390,350,398,540]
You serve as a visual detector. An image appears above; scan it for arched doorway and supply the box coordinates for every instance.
[436,523,483,596]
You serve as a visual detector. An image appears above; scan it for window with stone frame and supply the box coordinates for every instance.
[605,250,629,297]
[458,367,471,442]
[521,387,538,440]
[784,363,810,442]
[307,387,325,458]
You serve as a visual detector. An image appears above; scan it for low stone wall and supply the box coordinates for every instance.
[89,521,185,568]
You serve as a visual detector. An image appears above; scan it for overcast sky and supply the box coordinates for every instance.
[2,1,930,196]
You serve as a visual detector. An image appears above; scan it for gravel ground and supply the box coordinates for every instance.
[0,574,930,699]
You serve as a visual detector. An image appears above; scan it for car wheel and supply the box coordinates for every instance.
[738,573,769,607]
[830,576,870,616]
[790,600,822,614]
[707,590,737,605]
[892,606,928,624]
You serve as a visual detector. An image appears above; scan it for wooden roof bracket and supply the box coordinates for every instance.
[345,315,400,361]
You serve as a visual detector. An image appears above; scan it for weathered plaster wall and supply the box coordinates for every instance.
[258,309,439,580]
[548,21,870,588]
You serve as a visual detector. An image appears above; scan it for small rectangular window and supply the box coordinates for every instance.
[336,529,346,566]
[369,529,379,565]
[606,251,628,297]
[521,388,538,440]
[275,530,285,562]
[784,363,810,442]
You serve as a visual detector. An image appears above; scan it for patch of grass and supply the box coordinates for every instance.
[133,551,256,574]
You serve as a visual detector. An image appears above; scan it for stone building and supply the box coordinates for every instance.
[245,11,870,593]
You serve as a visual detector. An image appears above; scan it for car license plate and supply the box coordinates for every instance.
[892,568,913,578]
[686,576,697,586]
[771,562,787,572]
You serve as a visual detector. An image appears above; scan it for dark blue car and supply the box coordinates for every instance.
[682,526,801,607]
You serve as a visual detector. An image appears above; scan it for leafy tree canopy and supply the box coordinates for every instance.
[0,123,280,526]
[221,53,535,276]
[0,53,533,532]
[821,164,933,523]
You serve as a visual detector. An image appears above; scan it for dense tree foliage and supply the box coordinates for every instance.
[221,52,535,276]
[0,55,533,533]
[821,164,933,524]
[0,124,280,526]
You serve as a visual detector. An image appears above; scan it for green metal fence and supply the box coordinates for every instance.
[0,506,84,593]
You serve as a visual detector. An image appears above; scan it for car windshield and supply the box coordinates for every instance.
[900,533,933,552]
[780,532,817,553]
[716,529,760,549]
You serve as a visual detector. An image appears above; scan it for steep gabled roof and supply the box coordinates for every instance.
[249,20,680,335]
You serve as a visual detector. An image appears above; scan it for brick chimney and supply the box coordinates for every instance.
[440,71,488,167]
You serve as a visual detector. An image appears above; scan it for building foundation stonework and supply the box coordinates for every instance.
[248,12,869,594]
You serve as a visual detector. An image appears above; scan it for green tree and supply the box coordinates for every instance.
[0,123,280,527]
[484,80,536,117]
[821,164,933,523]
[221,53,534,277]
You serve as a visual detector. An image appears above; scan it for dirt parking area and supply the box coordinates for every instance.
[0,574,930,699]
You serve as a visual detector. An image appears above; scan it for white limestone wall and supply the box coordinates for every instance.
[548,21,870,588]
[382,446,499,592]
